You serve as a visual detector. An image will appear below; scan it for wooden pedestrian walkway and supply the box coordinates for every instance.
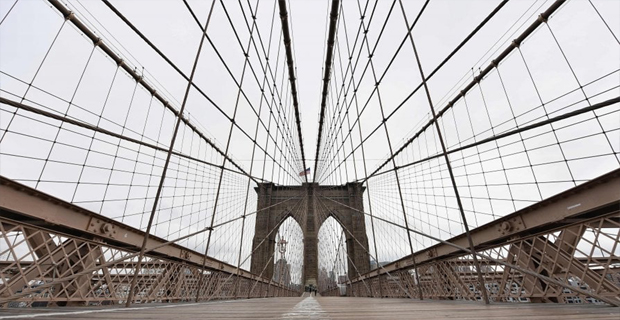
[0,297,618,319]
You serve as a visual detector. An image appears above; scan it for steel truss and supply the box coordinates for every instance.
[0,177,297,307]
[327,170,620,305]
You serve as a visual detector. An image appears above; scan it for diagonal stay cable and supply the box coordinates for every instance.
[319,0,509,182]
[206,0,306,181]
[100,0,300,183]
[0,188,303,305]
[314,195,415,299]
[319,194,620,307]
[203,191,308,300]
[359,0,561,183]
[0,96,264,181]
[365,95,620,181]
[124,0,216,307]
[313,191,375,296]
[48,0,259,184]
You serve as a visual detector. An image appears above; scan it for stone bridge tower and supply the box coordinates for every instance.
[250,182,370,286]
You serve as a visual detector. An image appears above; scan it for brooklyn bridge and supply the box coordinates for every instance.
[0,0,619,318]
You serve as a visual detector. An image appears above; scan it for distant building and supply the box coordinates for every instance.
[273,258,291,285]
[370,260,391,270]
[319,267,337,289]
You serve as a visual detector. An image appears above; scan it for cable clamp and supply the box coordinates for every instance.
[537,14,548,23]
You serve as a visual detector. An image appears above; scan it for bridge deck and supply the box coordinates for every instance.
[0,297,618,319]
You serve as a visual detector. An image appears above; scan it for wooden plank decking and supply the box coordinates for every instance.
[0,297,618,319]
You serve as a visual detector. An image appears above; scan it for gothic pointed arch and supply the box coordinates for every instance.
[251,182,370,286]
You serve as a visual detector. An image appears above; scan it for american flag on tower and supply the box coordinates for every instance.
[299,168,311,176]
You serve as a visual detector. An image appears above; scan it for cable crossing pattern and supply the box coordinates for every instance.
[0,0,619,308]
